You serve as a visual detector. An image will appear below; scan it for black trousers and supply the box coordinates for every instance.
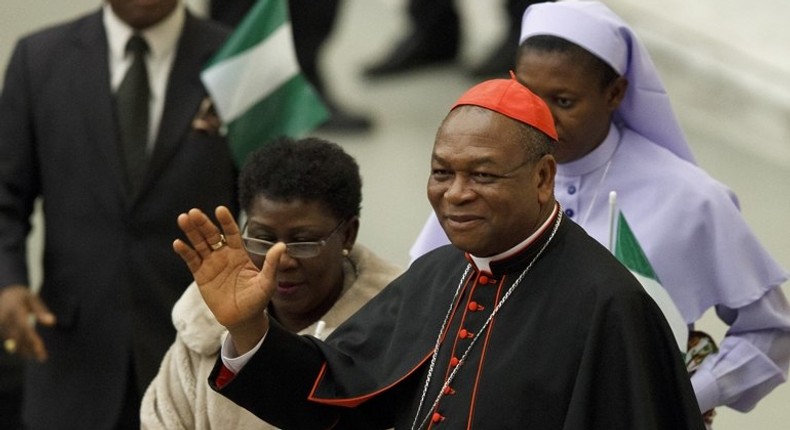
[409,0,552,44]
[0,353,24,430]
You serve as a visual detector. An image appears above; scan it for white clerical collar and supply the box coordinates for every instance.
[557,124,621,177]
[103,2,184,63]
[468,203,559,274]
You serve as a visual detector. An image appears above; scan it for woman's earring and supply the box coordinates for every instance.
[342,249,350,257]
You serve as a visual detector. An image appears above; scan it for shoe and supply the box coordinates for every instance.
[317,105,373,133]
[364,32,458,78]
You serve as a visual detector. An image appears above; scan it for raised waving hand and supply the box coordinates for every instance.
[173,206,284,353]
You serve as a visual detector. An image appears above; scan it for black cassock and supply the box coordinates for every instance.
[211,214,704,430]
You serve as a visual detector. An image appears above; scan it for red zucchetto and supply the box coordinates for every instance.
[451,74,558,141]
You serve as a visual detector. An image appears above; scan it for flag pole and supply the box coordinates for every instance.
[608,191,618,252]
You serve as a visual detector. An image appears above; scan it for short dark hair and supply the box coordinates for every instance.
[513,117,555,161]
[238,136,362,220]
[518,35,619,89]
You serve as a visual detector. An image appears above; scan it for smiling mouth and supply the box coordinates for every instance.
[443,215,482,230]
[277,282,303,295]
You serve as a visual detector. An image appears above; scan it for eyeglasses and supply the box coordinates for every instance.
[241,219,347,259]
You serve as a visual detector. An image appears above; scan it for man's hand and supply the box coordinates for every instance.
[173,206,284,354]
[0,284,56,361]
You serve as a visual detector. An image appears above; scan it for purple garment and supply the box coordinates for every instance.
[557,125,787,319]
[519,0,695,164]
[409,211,447,262]
[557,125,790,413]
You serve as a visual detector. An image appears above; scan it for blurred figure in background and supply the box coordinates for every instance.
[210,0,373,132]
[363,0,554,79]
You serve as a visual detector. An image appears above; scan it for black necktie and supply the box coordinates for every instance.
[116,34,150,194]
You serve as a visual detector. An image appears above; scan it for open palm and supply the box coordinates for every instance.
[173,206,282,332]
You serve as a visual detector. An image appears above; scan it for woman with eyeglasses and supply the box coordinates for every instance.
[140,136,402,429]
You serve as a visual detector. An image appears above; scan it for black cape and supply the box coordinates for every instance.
[211,215,704,429]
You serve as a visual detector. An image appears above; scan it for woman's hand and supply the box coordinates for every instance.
[173,206,285,353]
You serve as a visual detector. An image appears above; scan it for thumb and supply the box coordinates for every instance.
[28,295,56,326]
[258,242,286,290]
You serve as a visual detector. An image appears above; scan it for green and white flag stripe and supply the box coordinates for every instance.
[614,211,688,351]
[203,24,299,122]
[201,0,329,166]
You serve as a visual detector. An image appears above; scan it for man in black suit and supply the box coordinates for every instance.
[0,1,237,428]
[364,0,554,78]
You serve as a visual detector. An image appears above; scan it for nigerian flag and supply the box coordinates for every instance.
[201,0,329,167]
[614,211,688,351]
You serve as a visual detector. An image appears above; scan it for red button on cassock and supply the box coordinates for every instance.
[450,357,459,367]
[458,329,474,339]
[432,412,444,423]
[478,275,489,284]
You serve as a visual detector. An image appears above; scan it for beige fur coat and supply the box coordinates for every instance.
[140,245,401,429]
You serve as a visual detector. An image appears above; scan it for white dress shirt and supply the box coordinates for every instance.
[103,2,184,152]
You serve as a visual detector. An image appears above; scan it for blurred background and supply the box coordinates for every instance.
[2,1,789,428]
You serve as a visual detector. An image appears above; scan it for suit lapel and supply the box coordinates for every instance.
[136,14,209,204]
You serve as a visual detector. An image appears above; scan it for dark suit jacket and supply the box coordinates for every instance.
[0,9,237,429]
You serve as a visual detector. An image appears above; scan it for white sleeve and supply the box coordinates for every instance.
[220,330,267,374]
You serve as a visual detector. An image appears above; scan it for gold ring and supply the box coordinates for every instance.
[3,338,16,355]
[209,234,227,251]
